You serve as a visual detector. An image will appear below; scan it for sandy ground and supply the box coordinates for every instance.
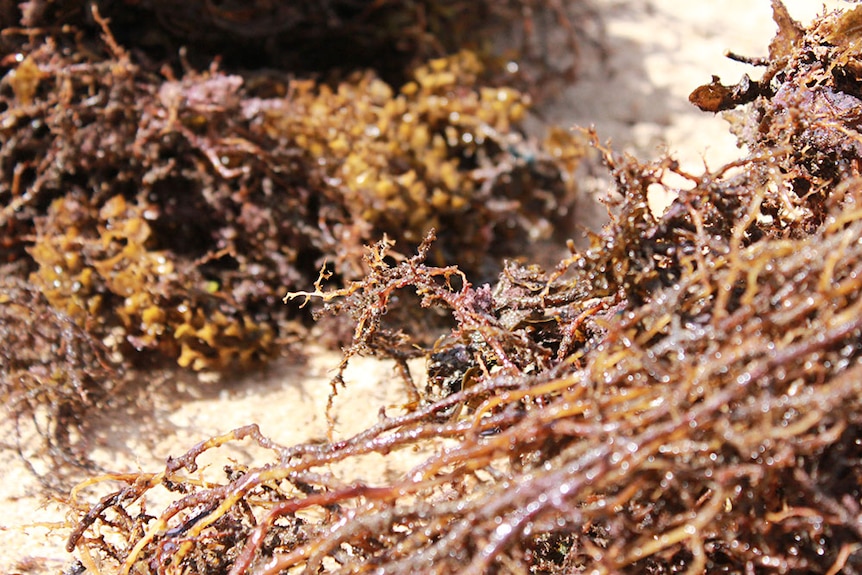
[0,1,847,573]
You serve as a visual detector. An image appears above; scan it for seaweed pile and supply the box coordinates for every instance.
[1,0,581,85]
[65,3,862,574]
[0,0,582,464]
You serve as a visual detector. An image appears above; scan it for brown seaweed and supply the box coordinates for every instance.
[64,3,862,573]
[0,0,583,464]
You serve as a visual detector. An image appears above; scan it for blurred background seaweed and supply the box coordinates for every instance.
[0,0,587,466]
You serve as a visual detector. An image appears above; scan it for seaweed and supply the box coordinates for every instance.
[65,3,862,573]
[4,0,587,89]
[0,271,118,478]
[0,0,583,463]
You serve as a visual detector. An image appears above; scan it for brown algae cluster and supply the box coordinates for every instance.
[0,275,115,468]
[0,0,581,461]
[65,3,862,574]
[267,50,578,275]
[2,1,580,85]
[28,194,275,371]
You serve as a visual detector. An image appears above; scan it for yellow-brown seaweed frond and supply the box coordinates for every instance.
[28,194,273,372]
[260,49,581,277]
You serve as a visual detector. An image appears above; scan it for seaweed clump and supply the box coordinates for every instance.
[0,1,582,462]
[1,0,585,88]
[66,3,862,573]
[0,274,117,470]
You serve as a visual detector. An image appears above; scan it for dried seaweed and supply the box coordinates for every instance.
[65,3,862,573]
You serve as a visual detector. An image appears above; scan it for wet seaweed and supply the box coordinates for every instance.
[65,3,862,573]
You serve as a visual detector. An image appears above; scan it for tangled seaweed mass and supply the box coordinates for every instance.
[0,0,582,464]
[60,3,862,574]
